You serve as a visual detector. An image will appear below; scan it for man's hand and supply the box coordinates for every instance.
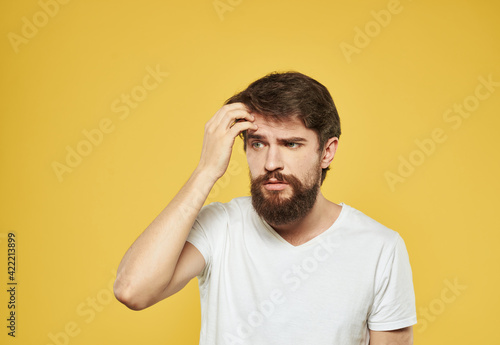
[196,102,257,182]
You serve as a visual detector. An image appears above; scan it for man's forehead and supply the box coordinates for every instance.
[249,113,308,133]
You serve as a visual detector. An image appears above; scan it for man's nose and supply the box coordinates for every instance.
[264,145,284,172]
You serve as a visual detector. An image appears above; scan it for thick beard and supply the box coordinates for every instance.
[250,166,321,226]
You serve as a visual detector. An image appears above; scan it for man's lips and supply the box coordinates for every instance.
[263,178,288,191]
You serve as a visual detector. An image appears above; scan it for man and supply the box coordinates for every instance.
[114,71,417,344]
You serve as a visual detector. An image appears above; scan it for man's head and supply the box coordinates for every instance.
[224,71,341,226]
[224,71,341,184]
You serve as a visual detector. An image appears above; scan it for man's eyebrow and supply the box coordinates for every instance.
[247,133,264,140]
[277,137,308,143]
[247,134,308,143]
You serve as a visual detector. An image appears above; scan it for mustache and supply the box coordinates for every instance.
[252,171,294,184]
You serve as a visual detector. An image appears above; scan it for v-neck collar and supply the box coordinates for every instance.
[255,202,349,250]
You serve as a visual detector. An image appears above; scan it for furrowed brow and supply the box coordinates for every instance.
[247,133,264,140]
[277,137,307,144]
[247,134,308,144]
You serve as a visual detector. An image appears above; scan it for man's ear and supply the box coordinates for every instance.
[320,137,339,170]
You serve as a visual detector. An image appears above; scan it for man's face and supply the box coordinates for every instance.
[246,113,324,226]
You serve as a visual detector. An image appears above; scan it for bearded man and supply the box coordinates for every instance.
[113,72,417,345]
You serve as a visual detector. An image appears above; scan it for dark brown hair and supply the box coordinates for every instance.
[224,71,341,184]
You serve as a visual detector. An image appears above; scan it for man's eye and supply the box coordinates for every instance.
[252,142,263,149]
[286,142,299,148]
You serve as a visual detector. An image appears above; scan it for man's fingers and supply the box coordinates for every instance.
[229,113,255,129]
[209,108,254,132]
[199,103,256,180]
[225,109,255,129]
[229,120,258,137]
[213,103,253,128]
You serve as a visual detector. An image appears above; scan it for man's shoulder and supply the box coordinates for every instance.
[199,196,252,219]
[226,195,253,207]
[205,195,251,209]
[340,203,401,243]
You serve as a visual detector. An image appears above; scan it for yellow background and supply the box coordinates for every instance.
[1,0,499,344]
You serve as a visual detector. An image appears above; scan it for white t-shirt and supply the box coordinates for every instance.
[186,196,417,345]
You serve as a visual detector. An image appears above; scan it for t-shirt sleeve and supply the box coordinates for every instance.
[186,201,227,279]
[367,233,417,331]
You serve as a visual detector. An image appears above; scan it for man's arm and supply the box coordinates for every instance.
[113,103,257,310]
[369,326,413,345]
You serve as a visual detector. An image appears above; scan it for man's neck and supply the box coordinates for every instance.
[268,192,342,247]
